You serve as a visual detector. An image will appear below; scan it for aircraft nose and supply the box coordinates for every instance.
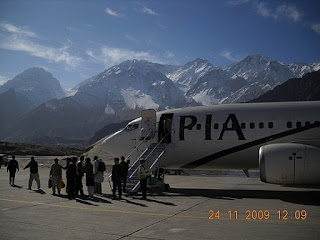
[101,130,121,155]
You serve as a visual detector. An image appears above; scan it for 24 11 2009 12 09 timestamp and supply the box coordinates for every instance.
[208,210,307,221]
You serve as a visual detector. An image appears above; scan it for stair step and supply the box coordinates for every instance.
[121,143,167,193]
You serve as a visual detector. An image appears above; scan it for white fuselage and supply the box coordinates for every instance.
[102,101,320,170]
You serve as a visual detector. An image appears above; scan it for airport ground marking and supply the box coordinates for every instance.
[0,197,319,225]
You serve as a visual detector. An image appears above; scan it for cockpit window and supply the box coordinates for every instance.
[124,123,139,132]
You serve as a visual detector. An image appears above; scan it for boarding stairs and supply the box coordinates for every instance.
[108,130,170,193]
[125,142,166,193]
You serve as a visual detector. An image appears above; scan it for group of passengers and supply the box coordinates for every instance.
[5,155,136,200]
[49,155,109,199]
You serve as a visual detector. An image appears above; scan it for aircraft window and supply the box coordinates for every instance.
[287,122,292,128]
[132,124,139,130]
[124,124,133,131]
[250,123,255,129]
[305,121,311,127]
[241,123,246,129]
[268,122,273,128]
[296,121,302,128]
[124,123,139,132]
[259,122,264,129]
[214,123,219,129]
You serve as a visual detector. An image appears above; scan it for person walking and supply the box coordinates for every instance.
[7,155,19,186]
[24,156,40,190]
[111,158,123,200]
[93,156,104,195]
[120,156,129,192]
[85,157,94,199]
[138,158,150,200]
[49,158,63,195]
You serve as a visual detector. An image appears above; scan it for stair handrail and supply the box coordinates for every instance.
[144,130,171,161]
[129,131,173,192]
[127,146,150,178]
[129,130,171,178]
[108,131,153,184]
[125,130,154,164]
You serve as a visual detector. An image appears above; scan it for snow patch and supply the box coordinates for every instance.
[105,104,115,114]
[192,89,219,105]
[65,88,77,97]
[121,88,159,109]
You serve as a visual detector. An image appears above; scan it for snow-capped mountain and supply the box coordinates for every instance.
[166,58,214,92]
[1,60,197,143]
[72,59,195,114]
[186,54,320,105]
[0,67,65,107]
[1,55,319,145]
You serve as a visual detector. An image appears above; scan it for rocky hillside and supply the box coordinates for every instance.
[250,70,320,102]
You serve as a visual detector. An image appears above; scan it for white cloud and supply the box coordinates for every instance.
[0,74,10,86]
[0,22,37,38]
[227,1,302,23]
[255,1,274,18]
[158,24,167,30]
[275,4,301,23]
[0,22,83,69]
[125,34,139,43]
[165,51,174,58]
[226,0,251,6]
[142,6,158,16]
[105,7,123,18]
[66,26,82,32]
[86,45,162,67]
[312,24,320,35]
[220,50,241,62]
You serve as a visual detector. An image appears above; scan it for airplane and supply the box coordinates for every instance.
[102,101,320,187]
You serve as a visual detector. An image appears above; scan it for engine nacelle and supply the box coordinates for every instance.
[259,143,320,186]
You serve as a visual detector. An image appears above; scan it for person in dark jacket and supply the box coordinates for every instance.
[7,155,19,186]
[75,156,85,196]
[66,158,77,199]
[85,157,94,198]
[24,156,40,190]
[112,157,123,200]
[120,156,129,192]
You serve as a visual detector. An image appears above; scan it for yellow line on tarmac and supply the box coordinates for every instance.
[0,198,207,220]
[0,198,319,225]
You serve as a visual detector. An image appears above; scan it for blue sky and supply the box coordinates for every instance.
[0,0,320,89]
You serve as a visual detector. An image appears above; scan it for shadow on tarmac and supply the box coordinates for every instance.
[53,193,112,205]
[125,199,148,207]
[146,198,176,206]
[168,188,320,206]
[130,196,176,206]
[91,196,112,204]
[29,189,46,194]
[75,198,99,206]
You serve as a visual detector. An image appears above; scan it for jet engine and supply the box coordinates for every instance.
[259,143,320,186]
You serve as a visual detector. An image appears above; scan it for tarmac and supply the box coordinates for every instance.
[0,161,320,240]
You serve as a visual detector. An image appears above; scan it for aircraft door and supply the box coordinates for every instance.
[140,109,156,140]
[158,113,174,143]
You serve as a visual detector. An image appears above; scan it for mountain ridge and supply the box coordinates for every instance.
[1,54,319,145]
[0,67,65,107]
